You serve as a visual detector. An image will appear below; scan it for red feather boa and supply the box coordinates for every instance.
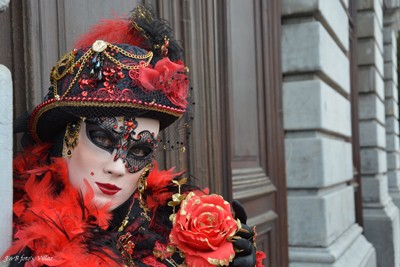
[2,145,182,266]
[3,145,267,266]
[145,163,184,211]
[4,145,117,266]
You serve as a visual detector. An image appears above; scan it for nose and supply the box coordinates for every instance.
[103,154,126,178]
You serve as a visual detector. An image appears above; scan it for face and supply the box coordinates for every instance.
[65,116,160,210]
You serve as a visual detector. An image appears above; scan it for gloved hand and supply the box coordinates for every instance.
[230,200,256,267]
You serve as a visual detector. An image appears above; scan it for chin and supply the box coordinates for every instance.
[92,195,117,210]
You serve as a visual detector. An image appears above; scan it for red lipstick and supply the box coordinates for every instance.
[95,182,121,195]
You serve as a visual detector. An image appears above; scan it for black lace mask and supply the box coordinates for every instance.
[85,117,158,173]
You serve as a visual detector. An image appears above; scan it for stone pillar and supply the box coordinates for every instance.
[0,0,12,259]
[357,0,400,266]
[0,65,13,256]
[384,3,400,212]
[282,1,376,266]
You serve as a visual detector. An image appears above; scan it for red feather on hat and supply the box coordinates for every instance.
[74,18,144,48]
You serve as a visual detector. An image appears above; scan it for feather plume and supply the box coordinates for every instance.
[129,5,183,61]
[3,145,118,266]
[73,5,183,63]
[147,162,184,189]
[146,162,184,210]
[74,18,144,49]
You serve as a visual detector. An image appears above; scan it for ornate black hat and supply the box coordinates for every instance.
[29,6,189,143]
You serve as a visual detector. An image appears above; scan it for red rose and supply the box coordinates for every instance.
[137,57,189,109]
[169,192,238,267]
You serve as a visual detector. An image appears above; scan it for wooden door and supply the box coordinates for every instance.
[224,1,288,266]
[153,0,288,266]
[3,0,140,149]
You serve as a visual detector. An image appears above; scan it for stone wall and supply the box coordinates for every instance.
[0,0,12,257]
[357,0,400,266]
[282,0,376,266]
[0,65,13,256]
[384,0,400,219]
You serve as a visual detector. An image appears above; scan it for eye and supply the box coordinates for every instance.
[89,131,114,149]
[129,146,153,158]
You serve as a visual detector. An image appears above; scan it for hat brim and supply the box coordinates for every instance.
[30,98,184,143]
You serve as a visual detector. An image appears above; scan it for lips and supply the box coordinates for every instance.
[95,182,122,195]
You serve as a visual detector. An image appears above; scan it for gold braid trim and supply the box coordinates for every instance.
[50,41,153,99]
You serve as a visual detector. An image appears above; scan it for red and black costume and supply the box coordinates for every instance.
[6,144,190,266]
[3,5,266,267]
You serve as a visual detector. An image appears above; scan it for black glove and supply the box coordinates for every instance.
[230,200,256,267]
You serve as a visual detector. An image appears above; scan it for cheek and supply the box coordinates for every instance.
[66,129,111,190]
[119,171,142,192]
[107,171,143,210]
[66,148,97,190]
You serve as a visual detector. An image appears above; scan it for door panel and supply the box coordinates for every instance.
[227,1,287,266]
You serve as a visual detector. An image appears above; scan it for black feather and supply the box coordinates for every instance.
[129,5,184,63]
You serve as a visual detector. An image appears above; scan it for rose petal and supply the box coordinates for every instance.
[185,241,235,267]
[185,254,213,267]
[138,68,159,91]
[154,57,184,77]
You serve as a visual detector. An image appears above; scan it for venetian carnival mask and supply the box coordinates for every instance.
[64,116,160,210]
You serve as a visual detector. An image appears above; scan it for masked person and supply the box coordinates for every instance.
[3,5,266,267]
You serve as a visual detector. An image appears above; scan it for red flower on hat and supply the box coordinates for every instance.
[137,57,189,109]
[169,192,237,266]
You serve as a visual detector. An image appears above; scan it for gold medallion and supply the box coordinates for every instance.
[92,40,108,52]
